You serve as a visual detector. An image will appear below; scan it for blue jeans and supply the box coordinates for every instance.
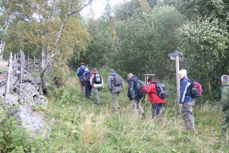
[85,81,92,99]
[152,103,163,116]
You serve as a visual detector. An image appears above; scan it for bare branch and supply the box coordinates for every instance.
[68,0,93,16]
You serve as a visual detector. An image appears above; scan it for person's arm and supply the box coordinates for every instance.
[128,81,135,99]
[90,74,93,85]
[76,68,80,76]
[179,80,190,104]
[221,87,229,111]
[142,84,153,94]
[107,76,112,90]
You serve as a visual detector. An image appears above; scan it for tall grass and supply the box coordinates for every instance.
[32,71,228,152]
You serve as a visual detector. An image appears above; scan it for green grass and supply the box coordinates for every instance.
[32,72,228,153]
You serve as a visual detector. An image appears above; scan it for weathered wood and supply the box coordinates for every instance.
[175,55,180,106]
[19,50,25,84]
[5,52,12,94]
[33,56,35,72]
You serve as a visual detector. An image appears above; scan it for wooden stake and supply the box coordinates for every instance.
[19,50,24,84]
[5,52,12,94]
[175,55,180,112]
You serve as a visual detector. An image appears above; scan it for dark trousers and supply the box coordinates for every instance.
[85,81,92,99]
[152,103,163,116]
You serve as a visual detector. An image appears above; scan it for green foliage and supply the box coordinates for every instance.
[111,5,184,78]
[0,107,38,153]
[177,17,228,98]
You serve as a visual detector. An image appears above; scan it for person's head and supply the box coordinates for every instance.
[110,69,115,74]
[80,62,85,65]
[178,69,187,79]
[147,76,154,82]
[93,68,98,73]
[128,73,134,80]
[221,75,229,84]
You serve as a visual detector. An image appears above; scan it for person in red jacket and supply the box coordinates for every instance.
[142,76,166,119]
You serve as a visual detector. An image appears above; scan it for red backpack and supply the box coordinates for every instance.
[189,81,203,98]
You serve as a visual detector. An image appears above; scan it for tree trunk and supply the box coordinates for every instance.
[40,63,49,95]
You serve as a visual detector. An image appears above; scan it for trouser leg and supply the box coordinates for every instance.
[182,102,195,130]
[221,115,229,141]
[152,103,163,118]
[131,99,137,112]
[93,88,100,104]
[136,99,144,115]
[85,82,91,99]
[112,93,119,111]
[80,80,85,93]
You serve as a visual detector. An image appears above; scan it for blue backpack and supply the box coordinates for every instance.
[76,65,86,77]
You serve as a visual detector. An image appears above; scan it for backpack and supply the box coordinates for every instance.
[153,82,168,99]
[83,71,91,81]
[188,81,203,98]
[113,75,122,86]
[134,80,145,99]
[77,66,85,77]
[93,73,102,84]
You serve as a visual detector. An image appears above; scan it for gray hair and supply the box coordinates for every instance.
[221,75,229,82]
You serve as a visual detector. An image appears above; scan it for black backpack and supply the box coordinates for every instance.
[113,75,122,86]
[93,73,102,84]
[153,81,168,99]
[134,80,145,99]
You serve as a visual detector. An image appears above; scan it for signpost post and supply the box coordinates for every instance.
[168,50,183,112]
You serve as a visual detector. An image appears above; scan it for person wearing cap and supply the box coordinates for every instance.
[108,69,123,112]
[178,69,195,131]
[220,75,229,143]
[90,69,104,105]
[76,63,86,93]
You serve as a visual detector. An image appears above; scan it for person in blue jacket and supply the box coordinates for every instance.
[76,63,86,93]
[178,69,195,131]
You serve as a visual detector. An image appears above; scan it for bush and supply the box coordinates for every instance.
[0,107,38,152]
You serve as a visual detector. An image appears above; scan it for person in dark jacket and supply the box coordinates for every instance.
[178,69,195,131]
[83,68,92,99]
[76,63,86,93]
[220,75,229,143]
[108,69,122,112]
[127,73,145,119]
[142,76,166,120]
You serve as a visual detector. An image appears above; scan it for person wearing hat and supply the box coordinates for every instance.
[76,63,86,93]
[178,69,195,131]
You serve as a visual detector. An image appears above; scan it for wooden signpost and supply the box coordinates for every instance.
[168,50,183,111]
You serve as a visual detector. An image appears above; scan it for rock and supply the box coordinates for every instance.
[1,81,49,136]
[14,105,46,135]
[1,94,19,105]
[18,83,48,107]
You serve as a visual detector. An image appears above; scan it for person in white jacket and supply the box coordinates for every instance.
[90,69,104,104]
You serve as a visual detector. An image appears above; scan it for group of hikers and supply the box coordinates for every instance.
[76,63,229,143]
